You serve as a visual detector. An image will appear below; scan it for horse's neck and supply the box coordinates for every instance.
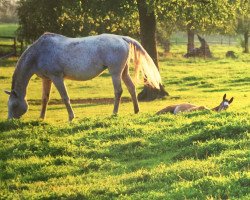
[211,105,220,112]
[12,64,33,99]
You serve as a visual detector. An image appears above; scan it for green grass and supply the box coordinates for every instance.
[0,24,19,56]
[0,23,18,36]
[0,45,249,199]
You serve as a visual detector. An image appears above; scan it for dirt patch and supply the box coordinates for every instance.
[28,97,131,105]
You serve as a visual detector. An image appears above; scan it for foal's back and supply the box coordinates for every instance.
[156,103,207,115]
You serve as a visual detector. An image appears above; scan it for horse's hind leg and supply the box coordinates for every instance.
[111,75,123,115]
[122,65,139,113]
[51,76,75,121]
[40,78,52,119]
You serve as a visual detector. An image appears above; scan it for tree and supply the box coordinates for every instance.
[17,0,140,41]
[237,0,250,53]
[169,0,241,54]
[156,24,172,53]
[17,0,64,42]
[136,0,168,100]
[156,1,179,53]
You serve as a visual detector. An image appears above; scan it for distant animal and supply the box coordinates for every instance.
[156,94,234,115]
[5,33,162,121]
[226,51,237,59]
[184,34,212,58]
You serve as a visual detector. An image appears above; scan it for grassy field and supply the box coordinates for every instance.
[0,23,18,37]
[0,24,19,56]
[0,45,249,199]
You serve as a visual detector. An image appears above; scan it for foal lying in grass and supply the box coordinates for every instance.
[157,94,234,115]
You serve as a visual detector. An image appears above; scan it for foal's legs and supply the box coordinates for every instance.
[111,74,123,115]
[40,78,52,119]
[51,76,75,121]
[122,65,139,113]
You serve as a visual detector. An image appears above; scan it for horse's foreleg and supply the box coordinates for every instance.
[51,76,75,121]
[122,66,139,114]
[40,78,52,119]
[111,75,123,115]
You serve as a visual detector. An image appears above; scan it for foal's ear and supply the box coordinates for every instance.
[223,94,226,100]
[4,90,11,95]
[229,97,234,104]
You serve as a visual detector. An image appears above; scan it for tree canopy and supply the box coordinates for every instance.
[17,0,140,41]
[17,0,245,43]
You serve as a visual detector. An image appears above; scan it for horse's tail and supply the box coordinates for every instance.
[122,36,161,89]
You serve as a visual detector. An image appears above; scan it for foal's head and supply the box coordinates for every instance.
[217,94,234,112]
[5,90,28,119]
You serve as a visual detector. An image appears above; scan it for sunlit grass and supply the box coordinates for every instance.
[0,45,249,199]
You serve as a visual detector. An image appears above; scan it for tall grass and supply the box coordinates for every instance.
[0,113,249,199]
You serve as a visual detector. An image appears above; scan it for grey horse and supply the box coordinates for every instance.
[5,33,162,121]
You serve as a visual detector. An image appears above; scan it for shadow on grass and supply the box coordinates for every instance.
[28,97,131,106]
[0,120,43,132]
[0,112,248,187]
[203,88,231,92]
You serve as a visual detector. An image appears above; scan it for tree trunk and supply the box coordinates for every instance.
[187,26,195,53]
[136,0,169,101]
[165,39,171,53]
[243,31,249,53]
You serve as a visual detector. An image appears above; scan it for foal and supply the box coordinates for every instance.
[156,94,234,115]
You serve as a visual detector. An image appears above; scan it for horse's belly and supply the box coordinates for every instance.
[63,66,106,81]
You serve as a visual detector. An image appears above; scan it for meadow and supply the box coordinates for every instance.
[0,42,249,199]
[0,23,18,37]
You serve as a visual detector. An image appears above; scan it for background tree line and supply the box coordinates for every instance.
[15,0,249,52]
[0,0,18,23]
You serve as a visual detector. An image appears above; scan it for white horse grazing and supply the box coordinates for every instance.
[5,33,162,121]
[156,94,234,115]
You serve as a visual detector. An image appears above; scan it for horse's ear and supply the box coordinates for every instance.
[4,90,11,95]
[229,97,234,104]
[11,90,18,98]
[223,94,226,100]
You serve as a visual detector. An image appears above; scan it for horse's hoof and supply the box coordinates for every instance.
[69,115,75,122]
[134,109,139,114]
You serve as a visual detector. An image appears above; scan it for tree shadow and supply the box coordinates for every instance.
[28,97,131,106]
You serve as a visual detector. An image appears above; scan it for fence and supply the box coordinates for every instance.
[169,33,240,46]
[0,36,24,59]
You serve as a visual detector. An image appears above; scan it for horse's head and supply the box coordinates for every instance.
[5,90,28,119]
[217,94,234,111]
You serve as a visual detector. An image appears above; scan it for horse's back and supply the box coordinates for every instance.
[33,33,129,80]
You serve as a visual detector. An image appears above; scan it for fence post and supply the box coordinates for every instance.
[13,37,17,56]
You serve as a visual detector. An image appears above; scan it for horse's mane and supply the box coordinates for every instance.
[11,42,37,90]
